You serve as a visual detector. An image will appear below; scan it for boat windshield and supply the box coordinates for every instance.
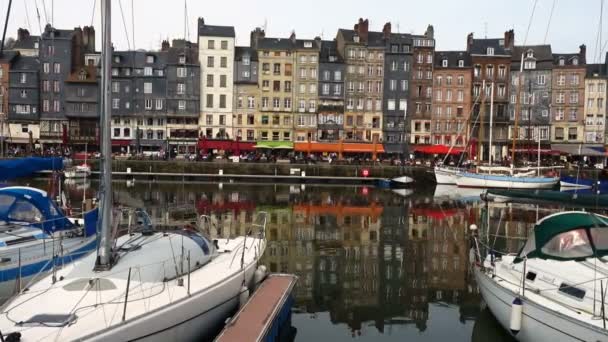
[540,228,593,259]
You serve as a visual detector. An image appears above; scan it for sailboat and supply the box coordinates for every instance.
[0,2,266,341]
[455,77,558,189]
[473,211,608,341]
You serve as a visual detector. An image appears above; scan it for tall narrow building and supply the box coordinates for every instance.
[381,22,412,155]
[293,35,320,142]
[466,31,512,161]
[583,63,606,146]
[198,19,235,140]
[509,44,553,153]
[550,46,586,151]
[318,40,345,141]
[409,26,435,146]
[431,51,473,149]
[336,19,384,143]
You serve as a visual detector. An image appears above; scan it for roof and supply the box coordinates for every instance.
[112,50,167,68]
[337,29,387,48]
[586,63,608,78]
[469,38,511,56]
[166,41,198,65]
[198,24,235,38]
[41,25,76,40]
[511,45,553,69]
[553,53,583,66]
[434,51,471,68]
[319,40,343,63]
[235,46,258,62]
[12,35,39,50]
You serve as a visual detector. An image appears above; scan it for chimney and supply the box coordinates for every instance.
[355,18,369,43]
[314,36,322,49]
[289,31,296,44]
[161,40,170,51]
[425,25,434,39]
[579,44,587,64]
[198,17,205,29]
[17,28,29,42]
[71,27,83,71]
[466,33,474,52]
[504,29,515,49]
[382,22,391,40]
[250,27,265,49]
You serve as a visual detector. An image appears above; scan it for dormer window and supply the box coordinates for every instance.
[34,42,39,49]
[354,35,360,43]
[487,47,494,56]
[114,55,121,63]
[524,60,536,70]
[78,70,87,80]
[559,58,565,66]
[304,41,313,48]
[572,57,579,65]
[178,55,186,64]
[442,59,448,67]
[458,60,464,67]
[146,55,154,64]
[526,50,534,58]
[243,55,250,66]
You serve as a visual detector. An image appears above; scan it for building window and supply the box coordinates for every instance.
[112,81,120,93]
[219,94,227,108]
[144,67,153,76]
[144,82,152,94]
[112,98,120,109]
[207,56,214,68]
[442,59,448,67]
[220,56,227,68]
[206,94,213,108]
[177,67,187,78]
[177,83,186,94]
[20,90,26,98]
[53,100,60,112]
[487,47,494,55]
[220,75,227,88]
[53,63,60,74]
[20,73,27,83]
[206,74,214,87]
[144,99,153,110]
[568,127,577,140]
[53,81,60,93]
[155,99,163,110]
[207,40,215,49]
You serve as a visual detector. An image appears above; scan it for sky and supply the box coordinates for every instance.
[1,0,606,63]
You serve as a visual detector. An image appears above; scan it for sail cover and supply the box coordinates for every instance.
[0,157,63,181]
[0,186,73,232]
[517,212,608,261]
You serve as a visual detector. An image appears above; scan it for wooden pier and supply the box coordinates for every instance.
[215,274,298,342]
[93,170,388,186]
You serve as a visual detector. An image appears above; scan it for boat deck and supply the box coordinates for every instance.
[215,273,297,342]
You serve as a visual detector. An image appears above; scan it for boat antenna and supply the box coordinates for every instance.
[95,0,114,271]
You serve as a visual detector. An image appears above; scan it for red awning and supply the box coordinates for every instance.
[111,139,132,147]
[413,145,464,155]
[197,139,256,152]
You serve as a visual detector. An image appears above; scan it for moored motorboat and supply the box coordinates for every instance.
[472,211,608,341]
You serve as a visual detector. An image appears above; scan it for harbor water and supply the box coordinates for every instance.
[15,177,607,341]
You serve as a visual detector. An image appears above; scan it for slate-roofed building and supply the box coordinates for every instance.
[410,26,435,147]
[250,28,296,143]
[318,39,345,142]
[110,49,169,153]
[165,39,200,152]
[550,46,586,149]
[466,30,513,162]
[4,52,40,149]
[583,62,606,145]
[509,44,553,151]
[198,18,235,141]
[11,29,39,57]
[381,23,412,154]
[336,19,385,144]
[431,51,473,151]
[233,46,259,142]
[293,35,321,142]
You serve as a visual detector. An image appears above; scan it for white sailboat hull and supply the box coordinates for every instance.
[456,173,558,189]
[88,258,258,342]
[434,167,462,185]
[475,267,608,342]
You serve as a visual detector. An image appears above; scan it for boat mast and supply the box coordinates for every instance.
[489,82,494,170]
[511,53,525,167]
[96,0,113,270]
[477,80,486,165]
